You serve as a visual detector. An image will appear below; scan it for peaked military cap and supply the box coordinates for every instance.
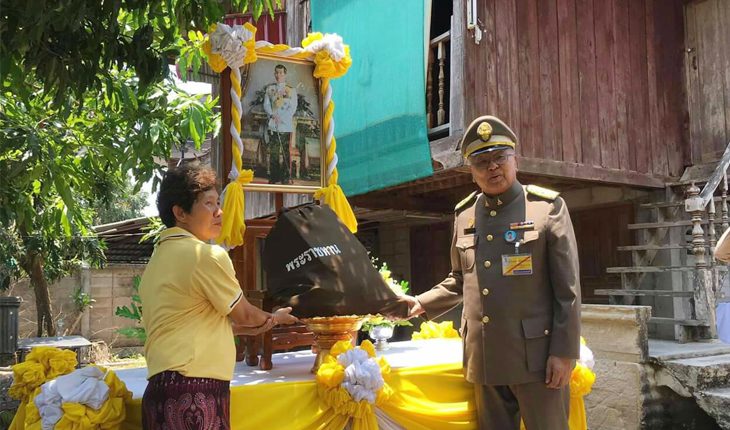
[461,115,518,159]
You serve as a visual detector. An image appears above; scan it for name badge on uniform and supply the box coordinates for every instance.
[501,253,534,276]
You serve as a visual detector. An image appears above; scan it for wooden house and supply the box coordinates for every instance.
[208,1,730,342]
[348,0,730,342]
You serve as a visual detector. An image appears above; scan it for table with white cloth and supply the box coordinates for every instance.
[118,339,477,430]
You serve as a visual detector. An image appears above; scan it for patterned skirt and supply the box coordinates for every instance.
[142,371,231,430]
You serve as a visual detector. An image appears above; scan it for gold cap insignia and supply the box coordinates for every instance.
[477,122,492,141]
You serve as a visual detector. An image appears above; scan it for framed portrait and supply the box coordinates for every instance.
[239,54,325,192]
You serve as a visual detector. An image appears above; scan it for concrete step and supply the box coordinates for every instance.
[696,386,730,430]
[628,220,701,230]
[616,244,693,251]
[595,289,694,298]
[607,266,729,274]
[663,353,730,390]
[650,317,707,327]
[639,196,723,209]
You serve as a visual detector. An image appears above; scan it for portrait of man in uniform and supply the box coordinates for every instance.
[403,115,582,430]
[239,56,324,191]
[263,64,297,184]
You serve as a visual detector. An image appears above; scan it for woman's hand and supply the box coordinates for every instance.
[272,307,298,325]
[232,318,276,336]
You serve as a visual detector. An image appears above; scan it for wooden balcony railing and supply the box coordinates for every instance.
[427,30,451,138]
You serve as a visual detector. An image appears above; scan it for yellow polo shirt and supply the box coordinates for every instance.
[140,227,243,381]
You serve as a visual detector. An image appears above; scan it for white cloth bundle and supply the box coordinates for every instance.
[34,366,110,430]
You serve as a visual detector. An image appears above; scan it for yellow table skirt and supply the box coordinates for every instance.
[118,339,588,430]
[121,362,476,430]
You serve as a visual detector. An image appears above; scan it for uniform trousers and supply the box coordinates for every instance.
[474,381,569,430]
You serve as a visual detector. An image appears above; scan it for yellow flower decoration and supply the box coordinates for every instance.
[202,22,258,73]
[315,340,393,428]
[202,39,227,73]
[570,364,596,398]
[411,321,461,340]
[330,339,354,357]
[301,32,352,79]
[360,339,376,358]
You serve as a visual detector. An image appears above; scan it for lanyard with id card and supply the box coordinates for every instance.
[502,223,534,276]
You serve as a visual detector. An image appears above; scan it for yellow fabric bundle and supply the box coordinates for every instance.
[9,348,131,430]
[411,321,461,340]
[9,347,77,403]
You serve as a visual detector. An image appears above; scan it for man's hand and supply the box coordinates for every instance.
[545,355,575,389]
[273,307,298,325]
[401,295,425,318]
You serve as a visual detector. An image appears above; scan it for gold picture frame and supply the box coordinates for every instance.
[238,53,325,193]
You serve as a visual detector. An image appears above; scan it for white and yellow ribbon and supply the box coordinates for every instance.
[203,23,258,247]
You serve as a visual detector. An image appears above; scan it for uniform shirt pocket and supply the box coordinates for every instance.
[521,316,552,372]
[522,230,539,244]
[455,236,477,271]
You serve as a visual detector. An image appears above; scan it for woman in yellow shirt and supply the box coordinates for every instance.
[140,164,297,430]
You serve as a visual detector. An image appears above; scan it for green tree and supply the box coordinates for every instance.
[1,0,281,107]
[0,70,219,336]
[1,0,280,336]
[91,176,150,226]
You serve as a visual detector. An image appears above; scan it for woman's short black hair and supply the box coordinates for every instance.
[157,163,218,228]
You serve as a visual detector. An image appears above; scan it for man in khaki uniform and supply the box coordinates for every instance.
[405,116,581,429]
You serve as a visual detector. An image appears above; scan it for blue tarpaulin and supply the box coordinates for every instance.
[312,0,434,196]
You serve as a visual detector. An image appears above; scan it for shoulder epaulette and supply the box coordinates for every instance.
[526,185,559,201]
[455,191,478,212]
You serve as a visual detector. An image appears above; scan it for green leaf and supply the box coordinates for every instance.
[150,123,161,144]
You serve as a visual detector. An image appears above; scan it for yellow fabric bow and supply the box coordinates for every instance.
[216,170,254,248]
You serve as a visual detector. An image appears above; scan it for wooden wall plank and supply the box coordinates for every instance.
[685,3,702,165]
[516,0,540,158]
[628,0,650,173]
[722,0,730,152]
[463,0,478,122]
[450,9,466,134]
[698,0,728,156]
[494,0,511,131]
[506,0,521,150]
[645,0,668,176]
[483,0,499,115]
[538,0,562,162]
[613,0,632,170]
[595,0,619,169]
[557,0,581,163]
[658,0,687,176]
[576,0,600,167]
[460,0,688,181]
[494,0,519,153]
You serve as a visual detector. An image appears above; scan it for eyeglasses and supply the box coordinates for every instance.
[469,153,515,169]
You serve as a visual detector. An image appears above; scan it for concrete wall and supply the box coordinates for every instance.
[6,264,145,348]
[582,304,652,430]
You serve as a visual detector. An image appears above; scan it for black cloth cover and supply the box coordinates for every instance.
[263,203,408,318]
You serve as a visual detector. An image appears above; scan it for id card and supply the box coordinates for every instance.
[501,253,533,276]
